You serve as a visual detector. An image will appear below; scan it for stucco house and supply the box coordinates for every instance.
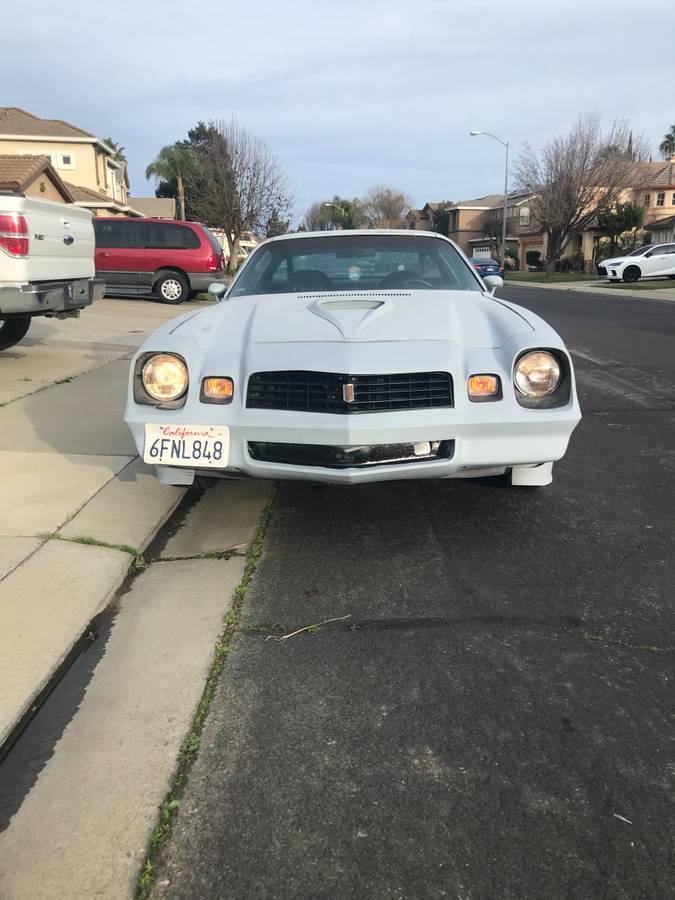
[0,107,143,217]
[441,192,540,265]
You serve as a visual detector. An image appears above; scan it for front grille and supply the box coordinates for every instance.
[246,371,454,414]
[597,265,607,277]
[248,440,455,468]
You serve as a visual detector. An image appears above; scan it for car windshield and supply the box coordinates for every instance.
[627,245,654,257]
[229,234,482,297]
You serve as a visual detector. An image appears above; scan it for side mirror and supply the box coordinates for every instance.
[208,282,228,300]
[483,274,504,295]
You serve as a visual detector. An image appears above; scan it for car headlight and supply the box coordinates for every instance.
[141,353,189,401]
[514,351,561,398]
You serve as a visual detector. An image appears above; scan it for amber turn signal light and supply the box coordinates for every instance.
[468,374,500,400]
[200,377,234,403]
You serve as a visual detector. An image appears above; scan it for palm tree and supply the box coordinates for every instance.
[659,125,675,160]
[102,137,127,164]
[145,144,194,220]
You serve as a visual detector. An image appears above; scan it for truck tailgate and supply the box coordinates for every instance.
[0,196,95,282]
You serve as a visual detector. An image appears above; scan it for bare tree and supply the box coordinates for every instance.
[514,116,645,267]
[303,201,331,231]
[190,119,292,272]
[360,185,413,229]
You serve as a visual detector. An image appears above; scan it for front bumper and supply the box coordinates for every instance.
[0,277,104,317]
[126,402,581,485]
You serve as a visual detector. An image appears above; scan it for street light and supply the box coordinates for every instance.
[470,130,509,264]
[323,202,346,231]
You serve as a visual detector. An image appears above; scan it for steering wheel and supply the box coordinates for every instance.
[401,278,433,289]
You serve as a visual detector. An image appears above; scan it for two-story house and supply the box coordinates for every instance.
[0,107,142,217]
[442,193,540,264]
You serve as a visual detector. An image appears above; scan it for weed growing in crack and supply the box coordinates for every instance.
[134,494,274,900]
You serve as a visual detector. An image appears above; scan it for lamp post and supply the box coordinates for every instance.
[323,202,346,231]
[470,130,509,264]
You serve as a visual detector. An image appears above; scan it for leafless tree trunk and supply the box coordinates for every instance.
[514,116,647,270]
[190,119,292,273]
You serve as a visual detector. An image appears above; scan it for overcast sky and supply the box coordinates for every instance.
[5,0,674,221]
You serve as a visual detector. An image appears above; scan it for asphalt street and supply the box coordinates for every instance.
[151,287,675,900]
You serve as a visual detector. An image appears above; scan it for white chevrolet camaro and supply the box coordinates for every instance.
[124,231,581,488]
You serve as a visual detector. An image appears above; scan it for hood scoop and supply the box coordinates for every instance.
[307,293,398,339]
[319,299,384,311]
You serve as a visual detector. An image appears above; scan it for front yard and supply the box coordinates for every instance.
[506,272,598,283]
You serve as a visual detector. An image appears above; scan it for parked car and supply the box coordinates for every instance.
[597,243,675,283]
[469,257,504,278]
[125,231,581,489]
[93,218,226,304]
[0,197,103,350]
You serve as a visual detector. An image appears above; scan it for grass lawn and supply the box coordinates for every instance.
[506,272,596,283]
[600,278,675,291]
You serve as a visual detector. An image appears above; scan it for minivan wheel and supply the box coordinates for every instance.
[0,316,31,351]
[156,272,188,304]
[622,266,640,283]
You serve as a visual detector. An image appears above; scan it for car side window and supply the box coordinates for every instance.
[146,223,201,250]
[94,220,145,249]
[662,244,675,255]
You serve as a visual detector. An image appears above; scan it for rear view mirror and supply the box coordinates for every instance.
[208,282,228,299]
[483,274,504,295]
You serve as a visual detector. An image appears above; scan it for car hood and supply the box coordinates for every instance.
[602,257,629,266]
[185,290,534,350]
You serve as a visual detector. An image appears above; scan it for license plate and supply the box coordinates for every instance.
[143,424,229,468]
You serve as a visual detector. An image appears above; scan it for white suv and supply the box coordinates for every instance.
[598,243,675,283]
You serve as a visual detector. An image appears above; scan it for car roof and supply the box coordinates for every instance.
[95,217,203,227]
[265,229,445,242]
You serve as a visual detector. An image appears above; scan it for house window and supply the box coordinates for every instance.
[644,194,651,206]
[671,193,675,206]
[57,152,75,170]
[519,207,530,226]
[656,192,665,207]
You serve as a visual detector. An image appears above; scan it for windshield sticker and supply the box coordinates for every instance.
[348,266,361,281]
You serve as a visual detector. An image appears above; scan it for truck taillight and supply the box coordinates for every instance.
[0,214,29,257]
[206,253,223,272]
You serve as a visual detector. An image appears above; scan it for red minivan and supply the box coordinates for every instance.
[93,217,226,304]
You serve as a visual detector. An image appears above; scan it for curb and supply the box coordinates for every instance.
[505,280,675,303]
[0,474,186,760]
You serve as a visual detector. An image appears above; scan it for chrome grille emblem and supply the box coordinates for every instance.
[342,383,355,403]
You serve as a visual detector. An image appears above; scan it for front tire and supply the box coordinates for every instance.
[622,266,641,284]
[0,317,31,351]
[155,272,188,305]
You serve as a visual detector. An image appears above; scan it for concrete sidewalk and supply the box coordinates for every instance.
[506,278,675,302]
[0,480,272,900]
[0,297,214,752]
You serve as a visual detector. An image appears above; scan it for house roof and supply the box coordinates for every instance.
[63,181,144,216]
[63,181,120,204]
[128,197,176,218]
[0,107,95,139]
[0,154,73,201]
[645,214,675,230]
[449,192,533,210]
[626,159,675,188]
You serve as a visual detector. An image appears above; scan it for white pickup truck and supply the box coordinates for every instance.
[0,196,104,350]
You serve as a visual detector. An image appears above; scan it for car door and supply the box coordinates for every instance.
[653,243,675,276]
[144,222,203,291]
[640,245,668,277]
[94,220,146,294]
